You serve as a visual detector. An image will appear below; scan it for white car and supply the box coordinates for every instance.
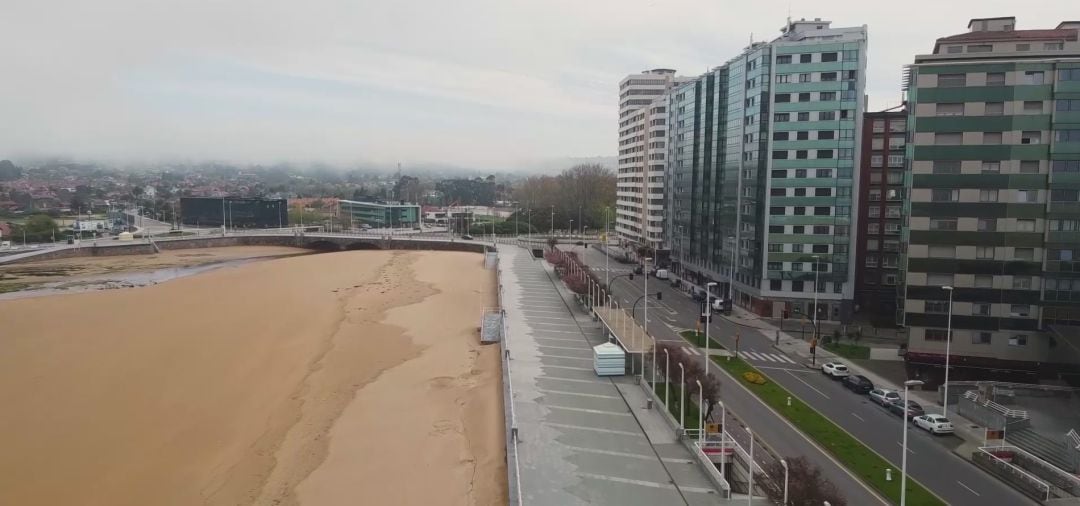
[821,362,850,378]
[914,414,954,435]
[869,388,901,406]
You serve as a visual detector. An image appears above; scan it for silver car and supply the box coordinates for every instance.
[868,388,901,406]
[914,414,954,435]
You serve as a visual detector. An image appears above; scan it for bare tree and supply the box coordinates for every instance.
[761,456,847,506]
[656,342,722,420]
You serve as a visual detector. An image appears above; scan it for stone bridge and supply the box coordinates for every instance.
[0,233,493,265]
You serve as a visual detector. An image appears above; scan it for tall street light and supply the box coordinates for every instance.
[644,256,654,389]
[901,379,925,506]
[705,281,718,377]
[569,219,574,238]
[663,348,670,409]
[678,362,686,430]
[604,206,610,291]
[942,285,954,417]
[812,254,821,335]
[781,458,789,506]
[746,427,755,506]
[728,235,737,302]
[696,380,704,446]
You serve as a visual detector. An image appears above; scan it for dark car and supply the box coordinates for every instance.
[888,400,925,420]
[841,374,874,394]
[692,290,707,302]
[633,265,644,275]
[575,240,584,246]
[461,234,474,240]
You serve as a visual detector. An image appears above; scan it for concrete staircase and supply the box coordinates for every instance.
[1008,428,1077,473]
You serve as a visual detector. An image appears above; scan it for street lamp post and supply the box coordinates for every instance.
[901,379,925,506]
[696,380,704,446]
[812,254,820,337]
[569,219,574,239]
[942,286,954,417]
[746,427,754,505]
[678,362,685,429]
[705,281,717,377]
[644,256,654,389]
[781,458,789,506]
[604,206,610,291]
[728,235,736,302]
[663,348,670,409]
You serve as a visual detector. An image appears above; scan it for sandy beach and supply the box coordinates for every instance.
[0,249,505,506]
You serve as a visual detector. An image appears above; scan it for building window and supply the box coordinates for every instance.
[819,111,836,121]
[946,45,963,54]
[799,92,812,102]
[1023,71,1045,85]
[888,155,904,167]
[820,91,837,101]
[976,246,995,259]
[867,239,879,251]
[973,304,992,317]
[772,150,789,160]
[1009,335,1028,346]
[1020,161,1040,173]
[1055,130,1080,143]
[799,73,811,83]
[865,255,878,267]
[818,130,835,140]
[1010,305,1032,317]
[768,262,783,270]
[843,50,858,61]
[1021,131,1042,144]
[978,218,997,232]
[936,103,964,116]
[800,54,812,63]
[839,148,854,159]
[775,93,791,103]
[981,161,1001,173]
[983,132,1003,144]
[791,281,804,292]
[769,206,785,215]
[1014,247,1035,261]
[927,273,954,285]
[1016,219,1036,232]
[871,155,883,167]
[1062,69,1080,82]
[775,74,790,84]
[777,55,792,64]
[925,329,950,342]
[1023,101,1043,113]
[768,243,783,252]
[979,189,999,202]
[930,218,958,231]
[798,112,810,121]
[985,102,1004,115]
[1016,44,1030,51]
[938,74,967,87]
[968,44,993,53]
[973,332,992,344]
[817,150,833,159]
[816,168,832,178]
[1017,190,1039,203]
[868,189,882,201]
[932,189,959,202]
[925,300,950,314]
[770,280,782,290]
[796,150,809,159]
[933,161,960,174]
[1012,276,1033,289]
[929,245,956,258]
[820,72,837,82]
[975,275,994,288]
[935,133,962,145]
[821,52,838,62]
[986,73,1006,86]
[1045,42,1064,50]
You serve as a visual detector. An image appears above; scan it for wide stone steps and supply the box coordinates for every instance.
[1008,428,1075,472]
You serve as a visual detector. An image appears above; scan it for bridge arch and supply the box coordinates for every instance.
[307,240,343,252]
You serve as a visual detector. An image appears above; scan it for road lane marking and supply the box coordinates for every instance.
[536,344,592,352]
[957,481,980,496]
[542,354,593,361]
[558,445,655,460]
[852,413,865,422]
[757,365,811,373]
[784,370,831,400]
[896,442,915,454]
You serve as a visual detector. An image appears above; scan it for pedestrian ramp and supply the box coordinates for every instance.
[480,308,503,344]
[739,351,797,364]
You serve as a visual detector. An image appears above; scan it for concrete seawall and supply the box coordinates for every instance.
[2,235,491,264]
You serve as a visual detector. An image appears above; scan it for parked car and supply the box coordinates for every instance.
[869,388,901,406]
[461,234,474,240]
[888,400,925,419]
[821,362,850,379]
[575,240,585,246]
[633,265,644,275]
[841,375,874,394]
[692,290,707,302]
[913,414,954,435]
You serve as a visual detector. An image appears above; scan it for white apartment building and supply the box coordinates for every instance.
[616,69,688,251]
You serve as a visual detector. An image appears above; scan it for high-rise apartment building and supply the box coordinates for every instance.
[901,17,1080,384]
[668,18,867,322]
[617,69,688,252]
[855,107,908,326]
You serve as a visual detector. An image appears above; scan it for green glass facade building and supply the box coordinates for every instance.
[668,18,867,322]
[901,17,1080,383]
[339,200,421,229]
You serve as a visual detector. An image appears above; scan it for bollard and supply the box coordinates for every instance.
[646,399,653,410]
[786,396,791,407]
[885,468,892,481]
[776,330,780,345]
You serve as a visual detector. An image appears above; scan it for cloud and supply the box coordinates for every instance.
[0,0,1072,169]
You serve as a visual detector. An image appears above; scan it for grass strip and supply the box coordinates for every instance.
[712,355,943,506]
[824,342,871,360]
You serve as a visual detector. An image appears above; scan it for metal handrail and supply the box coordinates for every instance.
[964,390,1029,419]
[977,446,1051,501]
[983,443,1080,489]
[1068,429,1080,451]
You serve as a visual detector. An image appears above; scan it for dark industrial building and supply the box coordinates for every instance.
[180,197,288,228]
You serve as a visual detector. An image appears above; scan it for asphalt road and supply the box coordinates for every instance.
[576,245,1035,506]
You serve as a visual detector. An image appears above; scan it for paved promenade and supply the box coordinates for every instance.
[498,245,722,506]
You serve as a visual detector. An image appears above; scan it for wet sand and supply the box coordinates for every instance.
[0,250,505,506]
[0,246,309,293]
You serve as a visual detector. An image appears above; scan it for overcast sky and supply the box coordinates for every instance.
[0,0,1070,170]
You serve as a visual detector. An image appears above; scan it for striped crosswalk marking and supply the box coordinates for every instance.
[741,351,797,364]
[683,347,701,356]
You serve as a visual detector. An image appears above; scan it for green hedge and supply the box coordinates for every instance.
[679,330,725,351]
[712,355,943,506]
[824,342,871,360]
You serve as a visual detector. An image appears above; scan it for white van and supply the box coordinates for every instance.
[654,269,669,280]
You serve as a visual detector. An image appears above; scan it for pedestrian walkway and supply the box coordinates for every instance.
[497,245,723,506]
[738,351,797,365]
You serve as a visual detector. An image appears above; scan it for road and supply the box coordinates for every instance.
[575,244,1034,506]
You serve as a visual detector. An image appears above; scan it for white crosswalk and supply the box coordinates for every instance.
[739,351,797,364]
[682,347,701,356]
